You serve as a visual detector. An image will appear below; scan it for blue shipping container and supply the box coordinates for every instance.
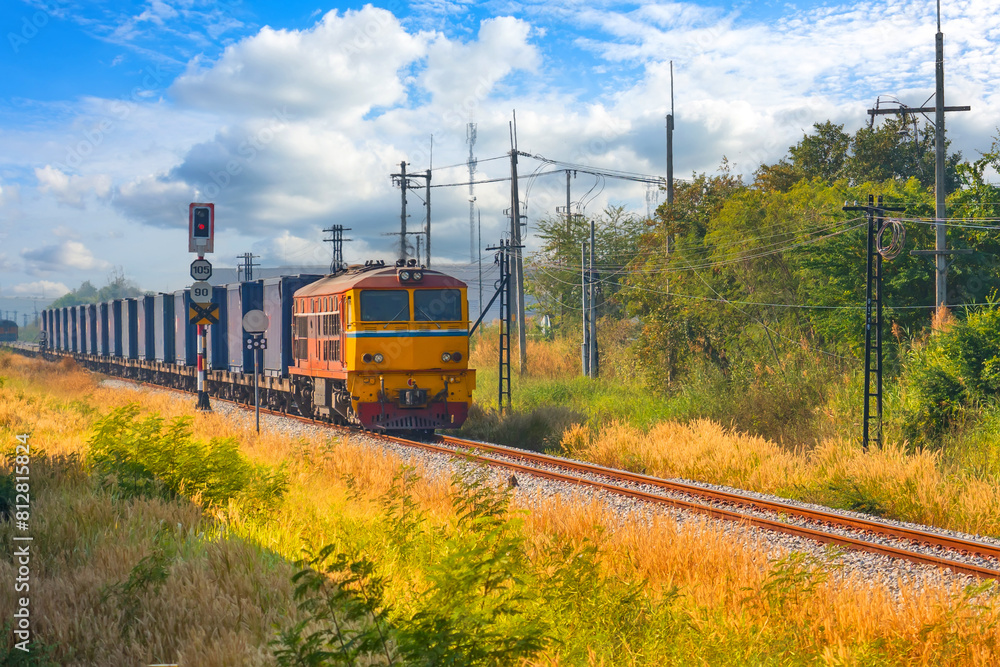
[121,299,139,359]
[136,295,154,360]
[152,293,175,363]
[262,274,323,377]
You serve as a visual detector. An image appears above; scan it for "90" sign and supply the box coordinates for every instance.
[191,281,212,304]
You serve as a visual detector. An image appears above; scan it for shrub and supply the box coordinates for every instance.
[898,304,1000,446]
[88,404,287,515]
[457,403,584,453]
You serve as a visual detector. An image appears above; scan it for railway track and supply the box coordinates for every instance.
[121,374,1000,582]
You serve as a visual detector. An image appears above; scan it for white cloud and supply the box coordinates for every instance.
[423,17,539,107]
[10,280,71,298]
[21,241,111,274]
[35,166,112,209]
[170,6,427,119]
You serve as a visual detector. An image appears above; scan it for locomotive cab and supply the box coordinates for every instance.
[289,262,475,431]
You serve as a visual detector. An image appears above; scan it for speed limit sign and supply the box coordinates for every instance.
[191,280,212,304]
[190,258,213,281]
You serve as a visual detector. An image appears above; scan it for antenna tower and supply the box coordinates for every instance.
[467,121,478,263]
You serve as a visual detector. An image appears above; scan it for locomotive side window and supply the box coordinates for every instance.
[360,290,409,322]
[414,289,462,321]
[293,299,308,360]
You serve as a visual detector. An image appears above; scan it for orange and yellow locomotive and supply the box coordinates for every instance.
[290,260,475,431]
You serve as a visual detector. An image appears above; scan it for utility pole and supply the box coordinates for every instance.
[323,224,352,273]
[666,60,675,208]
[391,163,431,266]
[589,218,599,377]
[467,122,478,263]
[236,252,259,282]
[581,240,589,376]
[425,169,432,267]
[566,170,572,232]
[869,5,969,310]
[509,117,527,375]
[391,161,408,261]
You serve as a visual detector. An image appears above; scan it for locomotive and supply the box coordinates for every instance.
[34,260,476,432]
[0,319,17,343]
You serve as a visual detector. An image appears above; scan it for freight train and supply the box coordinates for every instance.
[32,260,475,432]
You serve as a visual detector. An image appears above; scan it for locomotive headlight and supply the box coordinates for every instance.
[362,353,373,363]
[373,353,385,363]
[441,352,452,362]
[452,352,462,362]
[412,271,422,281]
[399,270,411,281]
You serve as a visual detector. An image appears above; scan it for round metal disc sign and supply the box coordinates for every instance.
[190,258,213,281]
[242,309,269,333]
[190,280,213,304]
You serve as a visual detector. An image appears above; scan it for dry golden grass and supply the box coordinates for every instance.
[471,322,581,379]
[5,351,1000,664]
[562,419,1000,538]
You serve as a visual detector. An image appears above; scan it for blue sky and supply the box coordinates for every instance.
[1,0,998,302]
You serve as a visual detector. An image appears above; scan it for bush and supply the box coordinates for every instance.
[897,304,1000,446]
[88,404,287,515]
[457,403,584,453]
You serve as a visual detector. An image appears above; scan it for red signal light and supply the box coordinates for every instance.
[189,202,215,253]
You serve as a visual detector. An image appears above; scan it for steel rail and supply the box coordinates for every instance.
[434,434,1000,567]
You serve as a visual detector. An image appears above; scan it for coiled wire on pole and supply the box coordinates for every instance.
[877,218,906,260]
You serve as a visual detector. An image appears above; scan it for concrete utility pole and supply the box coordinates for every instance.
[392,161,408,261]
[589,218,599,377]
[467,122,478,263]
[869,4,969,309]
[425,169,432,267]
[581,239,589,376]
[509,119,527,375]
[391,163,431,266]
[666,60,675,208]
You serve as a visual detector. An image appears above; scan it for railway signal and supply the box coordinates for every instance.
[188,203,215,254]
[189,202,215,411]
[243,309,269,433]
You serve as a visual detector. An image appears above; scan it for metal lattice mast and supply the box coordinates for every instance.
[498,240,512,413]
[845,195,905,451]
[323,225,352,273]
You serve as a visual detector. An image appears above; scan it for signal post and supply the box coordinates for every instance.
[188,203,217,411]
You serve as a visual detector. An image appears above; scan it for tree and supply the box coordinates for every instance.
[49,268,143,308]
[525,205,645,329]
[754,119,962,193]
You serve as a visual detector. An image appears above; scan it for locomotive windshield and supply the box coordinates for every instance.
[414,289,462,321]
[360,290,409,321]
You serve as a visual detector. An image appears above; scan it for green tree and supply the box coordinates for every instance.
[754,119,962,193]
[526,205,645,329]
[50,268,143,308]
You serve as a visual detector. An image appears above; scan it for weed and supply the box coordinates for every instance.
[273,545,396,666]
[0,623,59,666]
[100,522,178,639]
